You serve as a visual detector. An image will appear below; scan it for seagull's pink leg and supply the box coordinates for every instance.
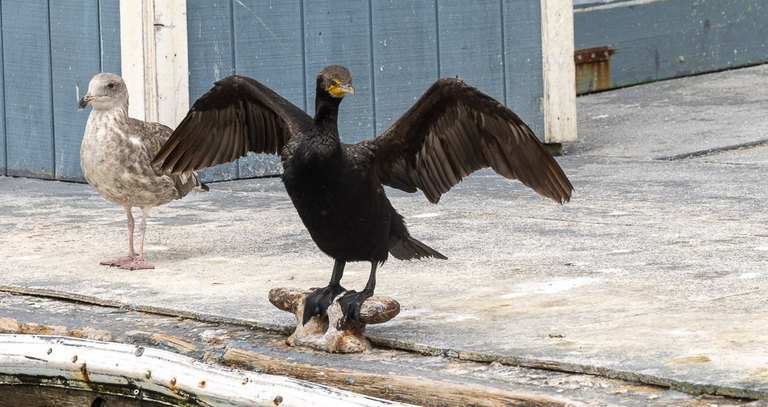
[101,207,138,267]
[120,208,154,270]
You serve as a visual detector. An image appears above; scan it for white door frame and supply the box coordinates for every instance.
[541,0,578,143]
[120,0,189,128]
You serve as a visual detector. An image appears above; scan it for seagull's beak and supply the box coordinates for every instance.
[329,83,356,98]
[78,93,97,110]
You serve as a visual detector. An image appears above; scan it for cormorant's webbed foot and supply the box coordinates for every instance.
[302,283,346,325]
[338,289,374,325]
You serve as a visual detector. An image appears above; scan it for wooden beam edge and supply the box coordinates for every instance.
[217,347,581,407]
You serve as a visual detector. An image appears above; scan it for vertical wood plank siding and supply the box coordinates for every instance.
[185,0,547,180]
[0,0,119,180]
[304,0,376,144]
[437,1,506,103]
[50,0,102,181]
[2,0,55,179]
[233,0,304,178]
[186,1,239,182]
[503,0,544,137]
[0,5,5,175]
[574,0,768,93]
[371,1,439,135]
[99,0,122,75]
[0,0,547,181]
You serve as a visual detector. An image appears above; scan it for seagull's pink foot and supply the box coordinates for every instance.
[100,256,137,267]
[118,259,155,270]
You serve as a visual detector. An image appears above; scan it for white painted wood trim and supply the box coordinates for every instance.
[540,0,578,143]
[153,0,190,128]
[120,0,189,128]
[0,335,413,406]
[119,0,147,122]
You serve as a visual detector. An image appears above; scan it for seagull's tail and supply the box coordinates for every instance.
[389,236,447,261]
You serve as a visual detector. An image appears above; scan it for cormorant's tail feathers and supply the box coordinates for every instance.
[390,236,447,261]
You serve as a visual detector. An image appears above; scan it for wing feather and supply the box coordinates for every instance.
[365,78,573,204]
[153,75,312,174]
[197,121,226,171]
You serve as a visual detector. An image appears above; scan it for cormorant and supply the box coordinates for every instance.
[79,73,207,270]
[153,65,573,322]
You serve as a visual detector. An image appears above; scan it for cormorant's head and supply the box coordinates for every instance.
[79,73,129,111]
[317,65,355,99]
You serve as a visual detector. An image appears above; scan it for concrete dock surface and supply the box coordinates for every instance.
[1,64,768,405]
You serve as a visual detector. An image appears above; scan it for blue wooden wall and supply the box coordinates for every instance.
[1,0,546,182]
[574,0,768,93]
[2,1,766,181]
[187,0,546,182]
[0,5,5,176]
[0,0,120,180]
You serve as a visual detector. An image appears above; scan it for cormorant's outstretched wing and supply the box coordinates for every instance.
[153,75,312,174]
[364,78,573,204]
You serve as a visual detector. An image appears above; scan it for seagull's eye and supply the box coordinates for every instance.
[348,78,352,85]
[107,83,115,89]
[331,79,340,86]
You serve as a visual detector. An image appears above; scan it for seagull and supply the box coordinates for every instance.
[79,73,207,270]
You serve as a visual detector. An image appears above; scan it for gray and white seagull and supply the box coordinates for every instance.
[78,73,207,270]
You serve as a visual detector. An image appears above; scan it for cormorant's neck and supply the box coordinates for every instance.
[314,88,343,129]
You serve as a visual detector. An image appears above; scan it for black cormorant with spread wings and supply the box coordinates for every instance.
[153,65,573,324]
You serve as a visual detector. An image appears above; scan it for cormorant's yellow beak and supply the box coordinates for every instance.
[328,83,355,98]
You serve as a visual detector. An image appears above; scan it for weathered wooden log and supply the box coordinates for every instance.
[0,334,412,407]
[269,287,400,353]
[220,347,579,407]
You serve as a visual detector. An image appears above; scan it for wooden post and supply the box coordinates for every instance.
[540,0,577,143]
[119,0,189,128]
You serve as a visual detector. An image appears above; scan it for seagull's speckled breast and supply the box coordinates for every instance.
[81,109,181,209]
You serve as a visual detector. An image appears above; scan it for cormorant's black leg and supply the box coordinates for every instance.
[302,259,347,324]
[338,261,378,324]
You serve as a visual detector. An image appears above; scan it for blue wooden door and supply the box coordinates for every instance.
[0,0,120,180]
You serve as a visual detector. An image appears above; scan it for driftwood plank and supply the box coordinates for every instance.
[0,335,411,407]
[219,347,578,407]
